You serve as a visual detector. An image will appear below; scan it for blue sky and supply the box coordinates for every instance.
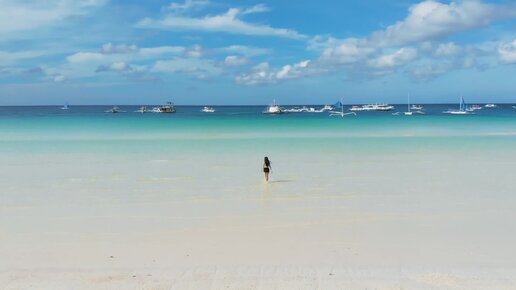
[1,0,516,105]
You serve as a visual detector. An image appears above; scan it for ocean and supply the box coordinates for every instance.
[1,104,515,155]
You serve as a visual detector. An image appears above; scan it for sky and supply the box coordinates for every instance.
[1,0,516,105]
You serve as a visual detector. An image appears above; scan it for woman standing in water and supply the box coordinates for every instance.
[263,157,272,182]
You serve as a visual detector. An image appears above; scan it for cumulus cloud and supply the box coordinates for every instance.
[235,60,317,85]
[235,0,516,86]
[369,0,516,47]
[433,42,462,57]
[235,62,276,85]
[137,4,305,39]
[368,47,418,69]
[320,38,377,65]
[224,55,249,66]
[217,45,270,56]
[167,0,209,13]
[101,43,138,54]
[67,52,104,63]
[184,44,204,58]
[498,39,516,64]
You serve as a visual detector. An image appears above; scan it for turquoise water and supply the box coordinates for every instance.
[1,105,515,155]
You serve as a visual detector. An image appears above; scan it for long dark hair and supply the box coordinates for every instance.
[264,156,270,167]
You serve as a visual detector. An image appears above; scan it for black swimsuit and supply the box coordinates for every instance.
[263,167,270,173]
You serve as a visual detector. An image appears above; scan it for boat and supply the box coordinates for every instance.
[263,99,283,114]
[410,104,423,110]
[513,106,516,110]
[466,104,482,112]
[135,106,149,113]
[329,99,356,117]
[152,102,176,113]
[349,104,394,111]
[321,104,334,111]
[484,104,497,108]
[201,106,215,113]
[402,94,412,115]
[444,96,471,115]
[61,102,70,110]
[106,106,122,113]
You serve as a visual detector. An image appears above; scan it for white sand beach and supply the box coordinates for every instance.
[1,143,516,289]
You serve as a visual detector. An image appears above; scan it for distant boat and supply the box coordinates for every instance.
[484,104,497,108]
[410,104,423,110]
[135,106,149,113]
[466,104,482,112]
[61,102,70,110]
[329,99,356,117]
[263,99,283,114]
[444,96,471,115]
[403,94,413,116]
[152,102,176,113]
[201,106,215,113]
[349,104,394,111]
[106,106,122,113]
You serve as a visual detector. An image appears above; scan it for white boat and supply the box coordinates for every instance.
[410,104,423,110]
[513,106,516,110]
[106,106,122,113]
[466,104,482,112]
[321,104,334,111]
[263,99,283,114]
[403,94,413,115]
[135,106,149,113]
[349,104,394,111]
[329,99,356,117]
[61,102,70,110]
[484,104,497,108]
[201,106,215,113]
[444,96,471,115]
[152,102,176,113]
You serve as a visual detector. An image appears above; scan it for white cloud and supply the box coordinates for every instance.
[0,0,107,35]
[184,44,204,58]
[137,5,305,39]
[370,0,516,47]
[276,60,310,80]
[433,42,462,57]
[408,62,452,80]
[139,46,186,56]
[217,45,270,56]
[167,0,209,13]
[235,62,276,85]
[67,52,104,63]
[320,38,377,64]
[242,4,269,15]
[368,47,418,69]
[498,39,516,64]
[224,55,249,66]
[101,43,138,54]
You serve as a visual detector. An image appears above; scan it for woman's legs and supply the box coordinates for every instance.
[264,172,269,182]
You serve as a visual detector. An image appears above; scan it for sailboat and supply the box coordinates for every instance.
[61,102,70,110]
[403,94,413,116]
[444,96,470,115]
[329,98,356,117]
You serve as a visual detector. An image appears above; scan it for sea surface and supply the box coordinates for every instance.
[1,104,515,156]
